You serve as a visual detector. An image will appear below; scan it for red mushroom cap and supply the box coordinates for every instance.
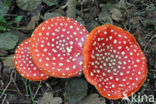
[14,38,49,81]
[30,16,88,78]
[83,24,147,99]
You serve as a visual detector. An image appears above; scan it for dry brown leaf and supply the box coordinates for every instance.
[135,27,147,47]
[77,93,106,104]
[25,13,40,30]
[38,92,62,104]
[2,55,14,69]
[111,8,122,21]
[0,49,8,57]
[147,11,156,25]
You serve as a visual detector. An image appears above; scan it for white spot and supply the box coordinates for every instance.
[42,27,45,30]
[118,46,122,49]
[41,74,44,77]
[44,48,48,52]
[97,70,100,73]
[46,32,49,36]
[59,63,63,66]
[121,51,125,55]
[112,84,115,88]
[33,67,37,70]
[78,42,82,47]
[33,74,36,76]
[52,49,57,53]
[66,47,72,53]
[138,72,141,75]
[120,72,123,76]
[130,52,133,55]
[39,59,42,62]
[116,78,119,81]
[114,40,117,44]
[103,73,106,76]
[118,34,121,37]
[73,65,76,69]
[109,36,112,40]
[39,33,42,36]
[123,41,126,44]
[69,41,74,45]
[104,32,107,35]
[70,25,73,29]
[136,59,140,62]
[52,32,55,36]
[111,29,114,32]
[79,61,83,65]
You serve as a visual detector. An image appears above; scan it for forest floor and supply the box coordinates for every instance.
[0,0,156,104]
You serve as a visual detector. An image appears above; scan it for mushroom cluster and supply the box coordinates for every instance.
[14,17,147,100]
[83,24,147,99]
[14,16,89,80]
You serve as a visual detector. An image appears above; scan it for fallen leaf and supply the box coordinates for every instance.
[114,0,127,10]
[0,25,6,31]
[0,49,8,57]
[14,15,23,23]
[43,0,59,6]
[66,78,88,104]
[135,27,147,48]
[98,2,114,24]
[11,31,28,45]
[147,11,156,25]
[2,55,14,69]
[7,93,31,104]
[0,32,18,50]
[43,12,61,20]
[99,9,113,24]
[77,93,106,104]
[16,0,42,11]
[86,20,100,32]
[151,42,156,52]
[111,8,122,21]
[38,92,62,104]
[130,17,140,25]
[0,0,10,16]
[26,13,40,30]
[100,2,114,11]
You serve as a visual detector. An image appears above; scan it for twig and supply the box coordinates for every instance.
[80,0,87,18]
[33,81,42,99]
[134,7,156,16]
[0,69,14,98]
[144,35,156,52]
[11,76,22,95]
[2,94,7,104]
[67,0,77,19]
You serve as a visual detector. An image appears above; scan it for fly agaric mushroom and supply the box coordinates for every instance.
[14,38,49,81]
[83,24,147,99]
[30,16,88,78]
